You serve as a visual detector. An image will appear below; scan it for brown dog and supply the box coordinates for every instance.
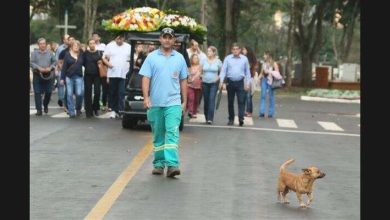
[277,159,325,208]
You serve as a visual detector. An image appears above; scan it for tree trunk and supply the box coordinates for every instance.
[83,0,90,42]
[332,25,341,66]
[161,0,168,10]
[200,0,207,50]
[332,0,359,65]
[285,0,295,87]
[89,0,98,38]
[83,0,98,42]
[341,0,359,62]
[215,0,226,57]
[294,0,328,87]
[225,0,234,56]
[224,0,240,56]
[301,54,312,87]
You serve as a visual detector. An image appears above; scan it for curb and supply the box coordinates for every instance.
[300,96,360,104]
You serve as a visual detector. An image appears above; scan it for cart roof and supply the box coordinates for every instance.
[125,32,190,43]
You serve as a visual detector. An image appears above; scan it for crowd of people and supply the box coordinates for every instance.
[30,33,131,118]
[183,40,283,125]
[30,32,284,122]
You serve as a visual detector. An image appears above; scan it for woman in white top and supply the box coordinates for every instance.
[258,50,282,118]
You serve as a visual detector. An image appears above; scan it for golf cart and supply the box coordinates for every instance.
[121,32,190,130]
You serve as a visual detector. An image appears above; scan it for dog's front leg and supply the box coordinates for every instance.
[296,193,306,208]
[277,191,282,202]
[306,192,313,206]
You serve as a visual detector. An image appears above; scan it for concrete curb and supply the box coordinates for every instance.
[300,96,360,104]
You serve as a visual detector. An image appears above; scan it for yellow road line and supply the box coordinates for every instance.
[84,141,153,220]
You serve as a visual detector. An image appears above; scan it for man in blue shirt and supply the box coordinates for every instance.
[219,43,251,126]
[139,28,188,178]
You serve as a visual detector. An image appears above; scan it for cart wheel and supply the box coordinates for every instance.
[122,115,137,129]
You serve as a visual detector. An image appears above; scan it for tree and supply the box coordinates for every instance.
[224,0,240,56]
[330,0,360,66]
[83,0,98,42]
[285,0,295,87]
[206,0,225,56]
[293,0,331,87]
[30,0,56,22]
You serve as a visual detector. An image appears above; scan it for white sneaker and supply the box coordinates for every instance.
[115,113,122,119]
[110,111,116,119]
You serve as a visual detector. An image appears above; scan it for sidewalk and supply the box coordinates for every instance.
[300,95,360,103]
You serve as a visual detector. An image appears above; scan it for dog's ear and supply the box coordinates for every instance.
[302,168,311,175]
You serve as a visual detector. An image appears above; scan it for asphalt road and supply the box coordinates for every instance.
[30,92,360,220]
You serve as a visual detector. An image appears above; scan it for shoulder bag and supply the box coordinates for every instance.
[97,51,108,78]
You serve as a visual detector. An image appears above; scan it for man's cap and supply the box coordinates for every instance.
[160,27,175,37]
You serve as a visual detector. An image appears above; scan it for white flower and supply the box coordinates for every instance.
[173,21,180,26]
[135,13,141,21]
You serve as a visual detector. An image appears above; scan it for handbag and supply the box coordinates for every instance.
[40,71,54,80]
[271,77,284,89]
[97,60,107,78]
[97,51,108,78]
[33,69,54,80]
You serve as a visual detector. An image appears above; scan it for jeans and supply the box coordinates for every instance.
[57,74,65,104]
[65,76,84,116]
[33,74,52,111]
[202,82,218,122]
[108,78,125,114]
[259,78,275,116]
[147,105,182,168]
[226,79,246,122]
[244,91,253,113]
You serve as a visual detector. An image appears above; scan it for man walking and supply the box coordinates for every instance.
[102,33,131,118]
[30,38,56,116]
[139,28,188,177]
[219,43,251,126]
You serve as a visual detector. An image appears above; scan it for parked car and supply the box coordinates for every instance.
[120,32,190,131]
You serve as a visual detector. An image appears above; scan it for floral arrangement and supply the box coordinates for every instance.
[159,13,207,43]
[102,7,207,43]
[161,14,198,29]
[102,7,165,32]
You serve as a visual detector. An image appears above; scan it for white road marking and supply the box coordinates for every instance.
[276,119,297,128]
[185,124,359,137]
[234,116,253,126]
[51,112,69,118]
[189,114,253,126]
[30,106,63,109]
[189,114,206,123]
[317,121,344,131]
[30,109,37,115]
[96,112,113,119]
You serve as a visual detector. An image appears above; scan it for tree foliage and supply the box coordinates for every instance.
[30,0,360,82]
[30,0,56,22]
[328,0,360,65]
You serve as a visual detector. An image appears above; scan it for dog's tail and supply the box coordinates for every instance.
[280,158,295,173]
